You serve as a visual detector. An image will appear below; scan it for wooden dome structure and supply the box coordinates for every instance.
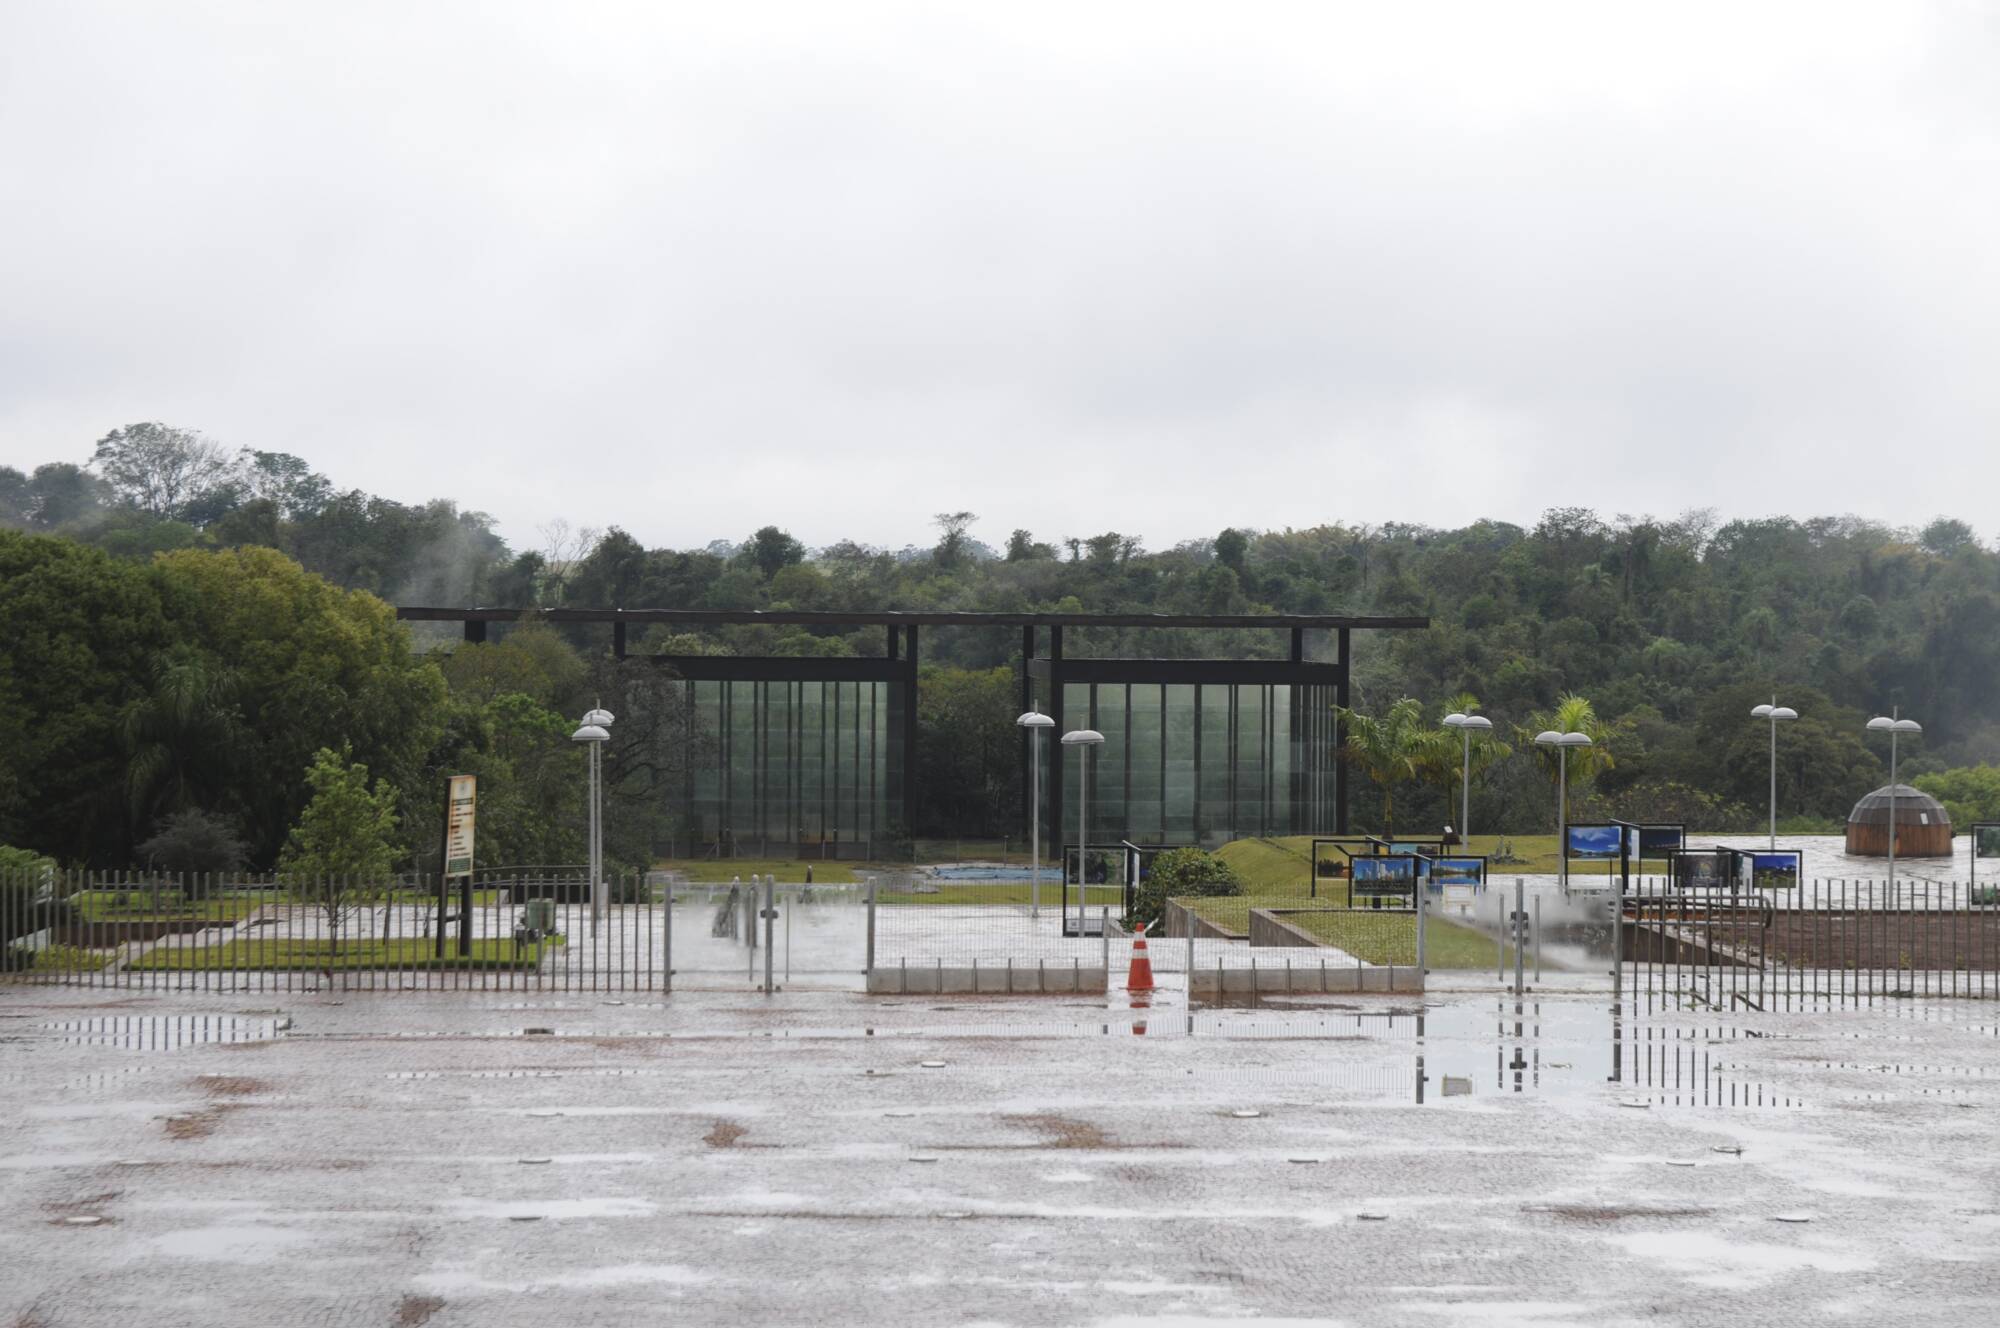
[1844,784,1952,857]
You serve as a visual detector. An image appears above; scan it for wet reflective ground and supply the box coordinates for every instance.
[3,984,1997,1325]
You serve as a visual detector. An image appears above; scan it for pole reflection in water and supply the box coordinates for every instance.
[1607,1006,1798,1109]
[1414,1010,1425,1104]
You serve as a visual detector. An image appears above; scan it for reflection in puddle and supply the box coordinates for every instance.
[40,1017,284,1050]
[1413,1000,1802,1107]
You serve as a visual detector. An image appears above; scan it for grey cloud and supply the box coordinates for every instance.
[1,2,1995,551]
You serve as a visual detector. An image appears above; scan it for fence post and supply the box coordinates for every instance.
[1533,894,1542,983]
[762,876,776,995]
[1513,878,1526,996]
[865,878,877,977]
[1612,868,1625,1000]
[1415,871,1427,979]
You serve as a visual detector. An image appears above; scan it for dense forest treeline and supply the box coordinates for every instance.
[6,423,2000,859]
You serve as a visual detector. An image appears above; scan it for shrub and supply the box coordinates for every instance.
[1127,846,1241,931]
[138,809,248,877]
[0,860,74,969]
[0,845,57,877]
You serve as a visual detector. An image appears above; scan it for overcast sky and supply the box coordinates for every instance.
[2,2,1996,554]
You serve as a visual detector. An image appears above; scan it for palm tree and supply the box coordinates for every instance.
[121,649,245,835]
[1335,697,1441,836]
[1421,692,1513,816]
[1513,693,1619,827]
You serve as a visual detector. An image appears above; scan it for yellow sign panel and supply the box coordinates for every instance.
[444,774,477,878]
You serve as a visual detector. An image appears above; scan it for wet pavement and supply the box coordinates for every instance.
[2,981,1997,1326]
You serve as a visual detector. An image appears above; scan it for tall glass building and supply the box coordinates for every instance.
[402,608,1427,860]
[1053,680,1339,848]
[684,678,900,858]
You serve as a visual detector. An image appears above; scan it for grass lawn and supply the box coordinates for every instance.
[654,858,859,885]
[1178,894,1515,970]
[1287,910,1515,969]
[67,888,508,923]
[1212,834,1689,889]
[126,937,554,972]
[67,892,266,924]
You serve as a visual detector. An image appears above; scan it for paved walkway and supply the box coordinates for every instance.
[2,983,1996,1325]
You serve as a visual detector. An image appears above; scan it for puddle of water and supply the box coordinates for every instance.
[152,1223,311,1262]
[444,1197,656,1221]
[415,1264,710,1295]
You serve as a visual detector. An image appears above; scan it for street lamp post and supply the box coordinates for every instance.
[1865,709,1923,897]
[1534,730,1594,889]
[1441,712,1494,844]
[1749,698,1799,851]
[1017,706,1055,918]
[1060,728,1105,935]
[571,707,614,935]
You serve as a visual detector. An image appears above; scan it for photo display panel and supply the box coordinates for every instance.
[1746,850,1802,890]
[1672,850,1731,891]
[1566,824,1622,860]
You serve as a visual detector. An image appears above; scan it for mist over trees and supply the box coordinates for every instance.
[6,424,2000,852]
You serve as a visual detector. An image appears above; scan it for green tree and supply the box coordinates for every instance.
[1421,692,1512,824]
[435,620,586,707]
[279,749,402,878]
[1514,694,1620,828]
[120,648,244,835]
[279,749,402,948]
[91,422,242,522]
[745,526,805,579]
[1914,766,2000,828]
[153,546,446,861]
[1336,698,1443,835]
[0,530,174,863]
[933,512,978,570]
[1691,684,1880,821]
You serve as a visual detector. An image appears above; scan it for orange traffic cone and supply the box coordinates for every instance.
[1126,922,1156,993]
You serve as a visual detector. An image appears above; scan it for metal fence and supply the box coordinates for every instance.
[1618,876,2000,1007]
[7,867,2000,1000]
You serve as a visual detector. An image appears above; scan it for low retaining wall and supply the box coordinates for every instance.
[1623,922,1762,969]
[1162,899,1242,941]
[866,961,1108,995]
[1248,909,1333,948]
[1189,959,1420,996]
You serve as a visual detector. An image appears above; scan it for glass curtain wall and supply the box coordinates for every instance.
[685,679,898,859]
[1057,681,1337,847]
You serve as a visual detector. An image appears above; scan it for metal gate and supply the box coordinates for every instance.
[666,878,869,992]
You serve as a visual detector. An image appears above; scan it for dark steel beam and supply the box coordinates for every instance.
[397,606,1429,631]
[902,625,919,838]
[1336,626,1352,835]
